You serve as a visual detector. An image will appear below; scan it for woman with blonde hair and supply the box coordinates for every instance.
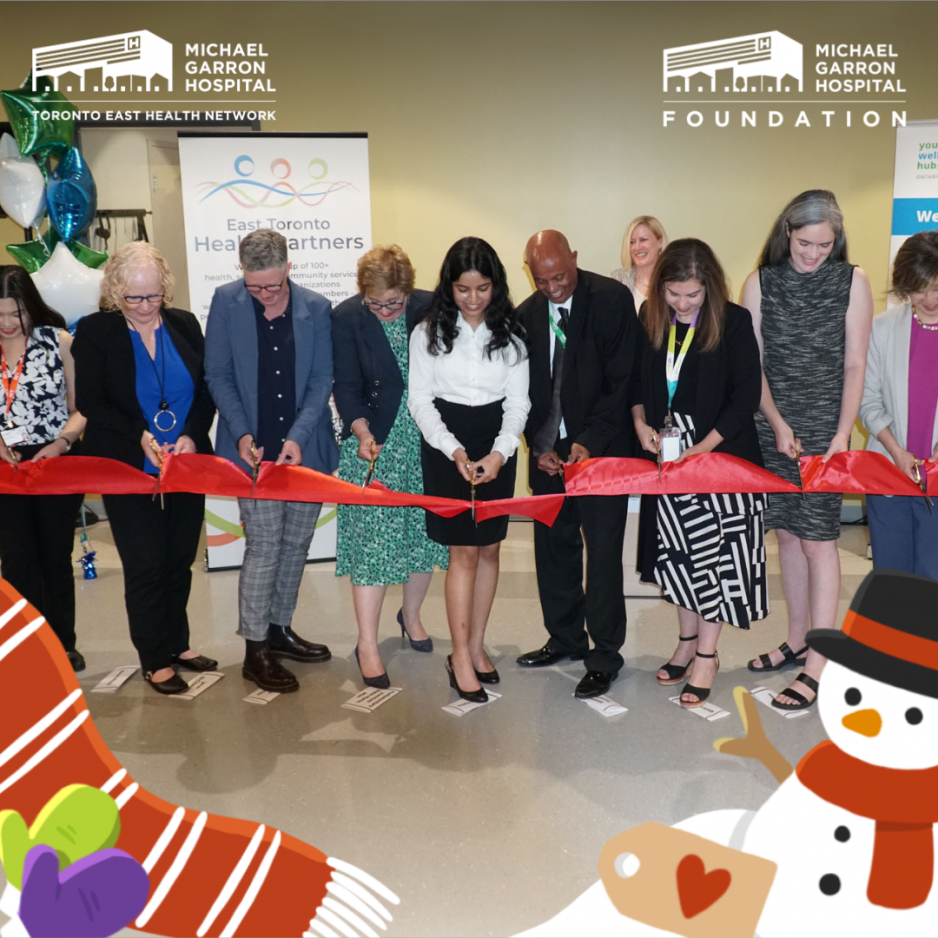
[72,242,218,694]
[331,245,448,688]
[611,215,668,309]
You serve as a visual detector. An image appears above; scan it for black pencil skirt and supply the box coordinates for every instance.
[421,398,517,546]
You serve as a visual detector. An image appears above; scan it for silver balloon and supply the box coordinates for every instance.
[0,132,46,228]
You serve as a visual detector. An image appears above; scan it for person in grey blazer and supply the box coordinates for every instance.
[204,229,339,693]
[859,230,938,580]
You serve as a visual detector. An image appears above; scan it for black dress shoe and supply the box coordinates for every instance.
[144,671,189,695]
[574,670,617,699]
[516,644,585,668]
[474,667,500,684]
[67,650,86,673]
[267,626,332,663]
[354,646,391,690]
[172,653,219,672]
[446,655,488,703]
[243,639,300,693]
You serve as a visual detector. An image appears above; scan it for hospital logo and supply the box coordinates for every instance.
[32,30,173,93]
[663,31,803,94]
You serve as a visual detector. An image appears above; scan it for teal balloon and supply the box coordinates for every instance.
[0,73,75,158]
[47,148,97,241]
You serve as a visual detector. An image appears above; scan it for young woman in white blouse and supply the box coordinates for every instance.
[409,237,530,702]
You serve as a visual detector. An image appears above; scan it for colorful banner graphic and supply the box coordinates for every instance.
[177,132,372,568]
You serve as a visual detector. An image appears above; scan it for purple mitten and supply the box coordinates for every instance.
[19,844,150,938]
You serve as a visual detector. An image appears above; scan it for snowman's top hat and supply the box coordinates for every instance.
[807,569,938,700]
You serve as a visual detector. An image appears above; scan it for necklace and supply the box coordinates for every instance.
[126,316,177,432]
[912,305,938,332]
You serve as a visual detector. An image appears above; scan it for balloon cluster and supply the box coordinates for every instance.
[0,74,105,327]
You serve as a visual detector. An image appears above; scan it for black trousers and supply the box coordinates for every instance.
[103,491,205,673]
[530,439,628,674]
[0,491,84,652]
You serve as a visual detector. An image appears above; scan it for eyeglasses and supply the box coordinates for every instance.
[362,296,405,312]
[122,294,165,307]
[245,273,287,295]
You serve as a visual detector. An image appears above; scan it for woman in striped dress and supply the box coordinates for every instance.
[633,239,768,707]
[742,190,873,711]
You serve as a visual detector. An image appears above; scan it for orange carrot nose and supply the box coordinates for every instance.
[842,708,883,737]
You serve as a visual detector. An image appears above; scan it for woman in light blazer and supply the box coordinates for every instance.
[859,230,938,579]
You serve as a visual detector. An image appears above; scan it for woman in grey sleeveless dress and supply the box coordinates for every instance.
[741,191,873,711]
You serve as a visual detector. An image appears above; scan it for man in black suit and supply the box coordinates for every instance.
[516,230,636,698]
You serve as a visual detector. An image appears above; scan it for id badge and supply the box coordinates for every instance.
[659,427,683,462]
[0,426,29,447]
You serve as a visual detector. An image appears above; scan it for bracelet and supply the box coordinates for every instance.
[57,436,73,452]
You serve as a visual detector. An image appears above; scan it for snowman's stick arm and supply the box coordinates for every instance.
[714,687,794,785]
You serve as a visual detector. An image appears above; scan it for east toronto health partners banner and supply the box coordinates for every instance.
[178,132,372,570]
[890,119,938,292]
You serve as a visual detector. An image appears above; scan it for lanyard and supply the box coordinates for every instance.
[665,309,700,410]
[0,340,28,428]
[127,318,177,433]
[549,308,567,348]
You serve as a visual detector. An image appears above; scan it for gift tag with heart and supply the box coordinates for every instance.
[597,821,776,938]
[0,785,120,890]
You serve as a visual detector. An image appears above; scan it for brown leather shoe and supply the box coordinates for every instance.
[242,639,299,693]
[267,626,331,663]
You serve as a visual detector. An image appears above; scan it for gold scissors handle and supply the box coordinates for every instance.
[792,431,806,500]
[249,442,260,498]
[913,462,934,513]
[149,437,164,508]
[466,459,477,526]
[362,439,378,491]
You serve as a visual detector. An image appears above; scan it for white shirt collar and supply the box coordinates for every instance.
[549,295,573,320]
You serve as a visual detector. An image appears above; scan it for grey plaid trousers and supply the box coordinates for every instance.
[237,498,322,641]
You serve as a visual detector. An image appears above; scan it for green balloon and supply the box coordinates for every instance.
[0,784,121,890]
[1,73,76,159]
[6,227,105,272]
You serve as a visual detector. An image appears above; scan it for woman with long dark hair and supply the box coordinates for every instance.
[408,237,530,702]
[633,239,767,707]
[742,190,873,711]
[0,266,87,670]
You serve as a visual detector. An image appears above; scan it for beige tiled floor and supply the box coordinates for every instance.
[4,514,873,937]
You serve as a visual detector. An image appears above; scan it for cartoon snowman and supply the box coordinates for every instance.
[519,569,938,938]
[740,568,938,937]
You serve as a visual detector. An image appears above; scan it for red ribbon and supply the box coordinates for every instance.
[0,452,933,530]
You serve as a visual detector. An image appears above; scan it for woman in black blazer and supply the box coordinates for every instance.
[331,245,448,688]
[72,243,217,695]
[631,239,767,708]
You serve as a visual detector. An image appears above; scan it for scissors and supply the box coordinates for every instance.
[792,431,806,500]
[148,437,164,509]
[249,441,261,498]
[362,439,378,491]
[466,459,477,526]
[912,462,933,513]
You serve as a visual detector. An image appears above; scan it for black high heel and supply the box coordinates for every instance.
[446,655,488,703]
[354,646,391,690]
[656,634,697,685]
[679,651,719,708]
[474,667,500,685]
[398,608,433,653]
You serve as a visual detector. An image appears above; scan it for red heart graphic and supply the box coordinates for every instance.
[676,853,732,918]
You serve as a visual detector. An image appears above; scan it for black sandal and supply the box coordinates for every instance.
[656,634,697,685]
[771,672,819,711]
[679,651,719,709]
[747,641,807,673]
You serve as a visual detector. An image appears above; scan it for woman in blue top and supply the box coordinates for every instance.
[73,243,217,694]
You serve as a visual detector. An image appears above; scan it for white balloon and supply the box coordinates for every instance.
[0,133,46,228]
[31,243,103,328]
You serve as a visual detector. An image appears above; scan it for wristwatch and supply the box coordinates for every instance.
[57,436,73,452]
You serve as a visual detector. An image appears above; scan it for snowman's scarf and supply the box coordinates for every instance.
[797,740,938,909]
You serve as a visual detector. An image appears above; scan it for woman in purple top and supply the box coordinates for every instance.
[859,230,938,580]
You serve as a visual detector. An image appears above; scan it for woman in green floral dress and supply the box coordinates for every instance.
[332,246,448,688]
